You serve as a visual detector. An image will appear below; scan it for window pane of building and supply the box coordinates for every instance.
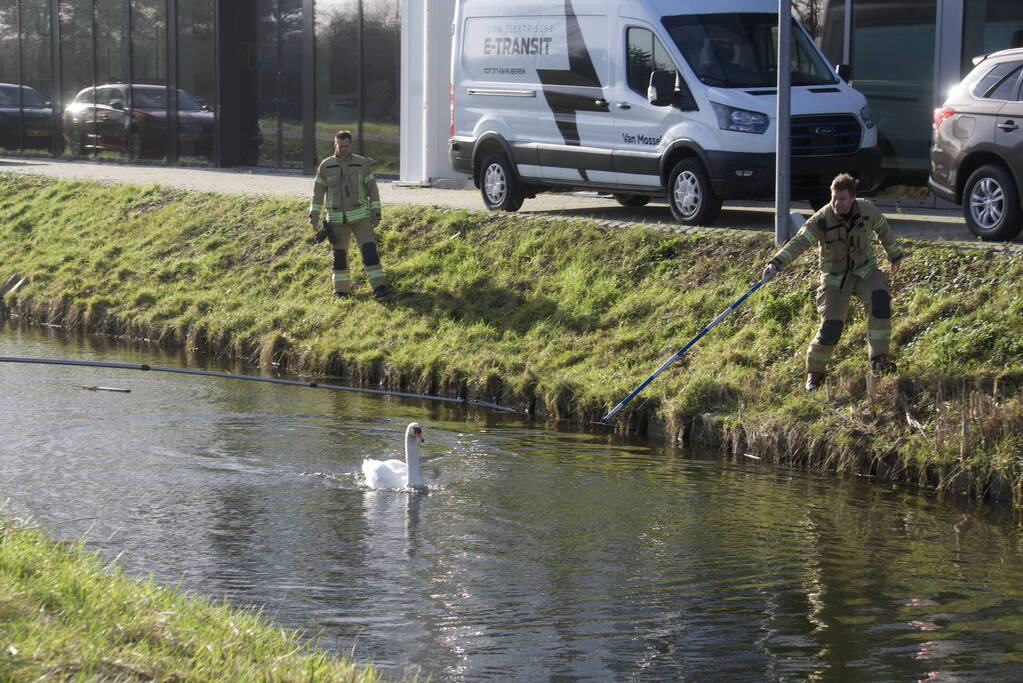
[96,0,129,159]
[0,0,20,152]
[962,0,1023,76]
[178,0,216,165]
[819,0,846,67]
[60,0,95,158]
[281,0,303,169]
[851,0,936,178]
[132,0,167,161]
[255,0,279,167]
[362,0,399,174]
[20,0,54,156]
[315,0,360,165]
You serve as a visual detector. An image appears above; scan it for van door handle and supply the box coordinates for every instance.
[595,99,608,108]
[997,120,1018,132]
[616,102,631,109]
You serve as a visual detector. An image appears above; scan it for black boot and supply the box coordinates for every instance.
[373,285,391,300]
[871,356,897,376]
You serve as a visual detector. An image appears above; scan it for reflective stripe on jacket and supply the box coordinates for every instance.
[770,199,903,288]
[309,153,381,224]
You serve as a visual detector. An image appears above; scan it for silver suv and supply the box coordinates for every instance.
[929,48,1023,241]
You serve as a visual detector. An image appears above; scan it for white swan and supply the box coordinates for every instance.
[361,422,426,489]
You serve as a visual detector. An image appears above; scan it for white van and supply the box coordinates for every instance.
[448,0,882,225]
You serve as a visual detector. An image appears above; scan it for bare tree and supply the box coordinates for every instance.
[793,0,825,40]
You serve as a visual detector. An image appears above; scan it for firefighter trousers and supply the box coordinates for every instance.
[326,219,386,294]
[806,269,892,374]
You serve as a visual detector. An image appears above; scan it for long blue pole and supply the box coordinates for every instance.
[601,276,771,423]
[0,356,520,413]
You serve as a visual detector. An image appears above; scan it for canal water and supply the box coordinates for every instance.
[2,321,1022,681]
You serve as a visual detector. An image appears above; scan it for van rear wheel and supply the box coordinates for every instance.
[480,153,524,212]
[667,158,721,225]
[614,194,651,208]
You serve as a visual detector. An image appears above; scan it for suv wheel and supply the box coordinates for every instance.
[667,158,721,225]
[480,153,524,212]
[963,164,1023,241]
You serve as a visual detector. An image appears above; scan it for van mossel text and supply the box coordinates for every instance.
[622,133,662,145]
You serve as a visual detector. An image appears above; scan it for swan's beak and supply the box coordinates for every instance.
[413,426,425,443]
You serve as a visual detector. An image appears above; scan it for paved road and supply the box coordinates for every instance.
[0,154,1007,247]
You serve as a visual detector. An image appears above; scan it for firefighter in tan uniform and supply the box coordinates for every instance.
[763,174,903,391]
[309,130,389,299]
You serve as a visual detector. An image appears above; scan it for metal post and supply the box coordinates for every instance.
[842,0,852,65]
[774,0,792,246]
[49,0,61,157]
[168,0,179,165]
[302,0,315,173]
[16,0,23,153]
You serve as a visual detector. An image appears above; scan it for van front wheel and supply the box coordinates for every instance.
[668,158,721,225]
[480,153,524,212]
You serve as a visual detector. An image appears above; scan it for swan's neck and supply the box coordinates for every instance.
[404,436,423,488]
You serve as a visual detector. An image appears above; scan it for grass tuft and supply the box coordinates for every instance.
[0,519,385,681]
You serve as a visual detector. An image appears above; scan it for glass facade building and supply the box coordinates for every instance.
[0,0,399,173]
[821,0,1023,180]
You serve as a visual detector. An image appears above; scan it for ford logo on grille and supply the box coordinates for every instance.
[814,126,836,135]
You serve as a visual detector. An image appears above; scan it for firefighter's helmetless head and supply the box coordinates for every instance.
[830,173,858,215]
[334,130,353,158]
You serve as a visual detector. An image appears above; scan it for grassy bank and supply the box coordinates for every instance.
[0,518,380,681]
[2,174,1023,502]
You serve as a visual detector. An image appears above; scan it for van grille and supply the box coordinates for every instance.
[791,114,861,156]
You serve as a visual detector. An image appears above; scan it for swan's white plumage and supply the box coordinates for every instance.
[361,423,425,489]
[362,458,408,489]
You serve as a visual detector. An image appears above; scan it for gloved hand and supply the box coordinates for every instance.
[762,262,778,280]
[372,211,382,227]
[312,226,328,244]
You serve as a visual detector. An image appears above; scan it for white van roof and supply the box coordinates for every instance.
[463,0,797,17]
[643,0,788,14]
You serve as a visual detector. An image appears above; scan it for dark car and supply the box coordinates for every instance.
[0,83,54,151]
[63,83,214,158]
[929,48,1023,241]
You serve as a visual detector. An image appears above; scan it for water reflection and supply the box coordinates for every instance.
[2,320,1023,680]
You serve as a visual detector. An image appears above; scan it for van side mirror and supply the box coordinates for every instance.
[110,100,125,110]
[835,63,852,82]
[648,70,674,107]
[648,70,698,111]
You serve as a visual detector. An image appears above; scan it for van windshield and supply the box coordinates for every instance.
[663,13,836,88]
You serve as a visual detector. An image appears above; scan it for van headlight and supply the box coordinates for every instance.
[711,102,769,134]
[860,104,875,129]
